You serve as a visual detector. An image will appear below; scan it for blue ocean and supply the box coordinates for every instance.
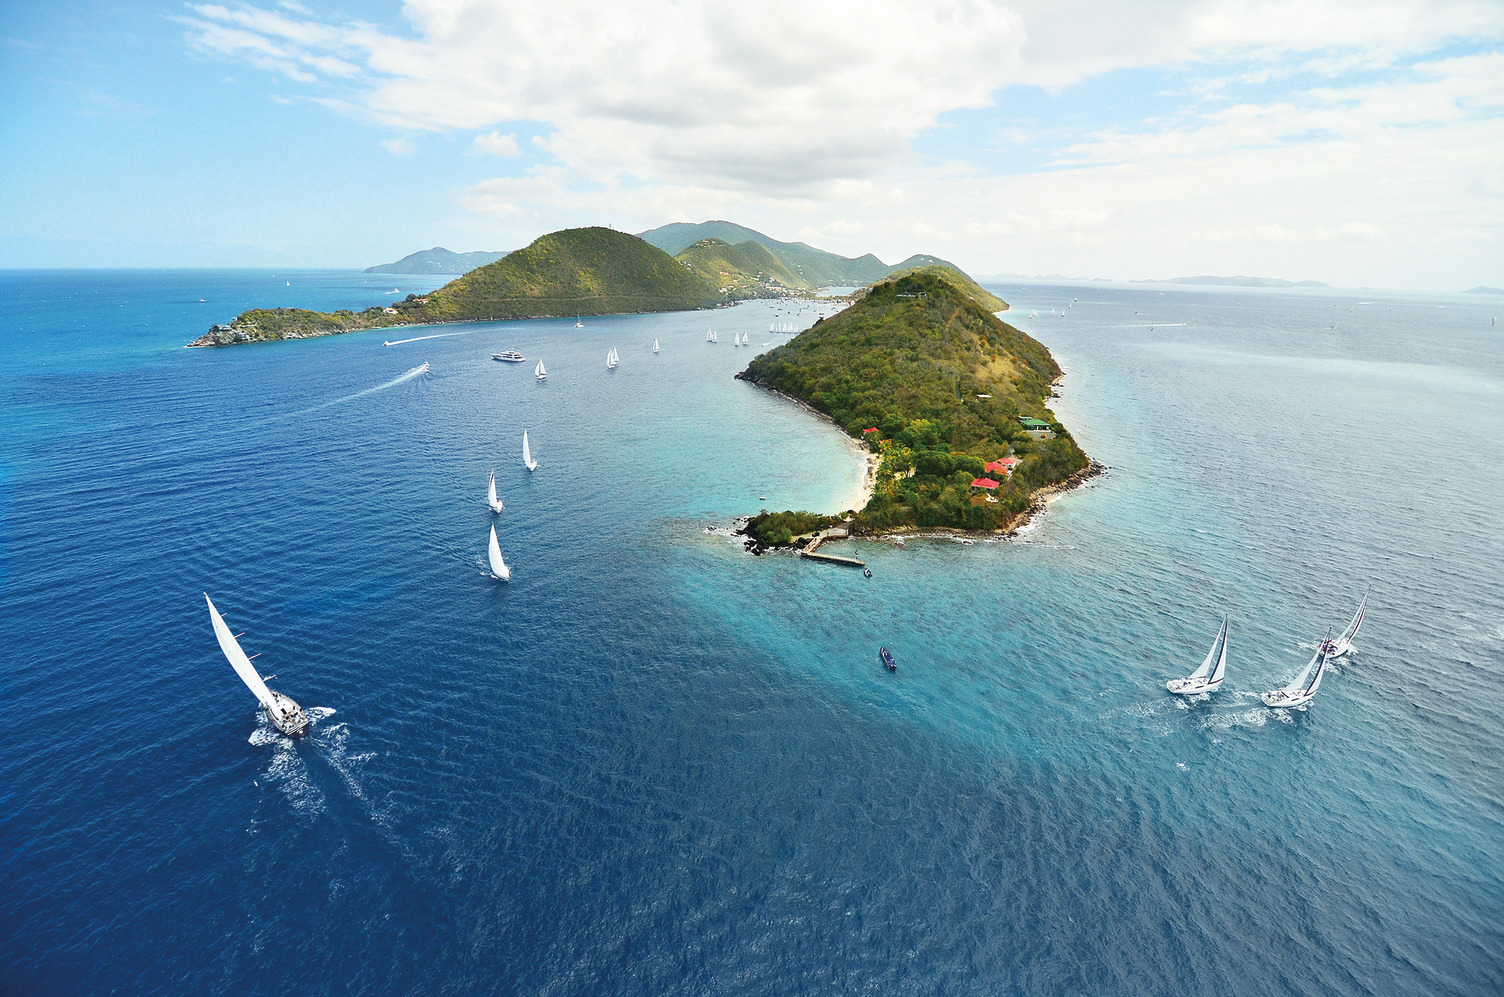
[1,269,1500,995]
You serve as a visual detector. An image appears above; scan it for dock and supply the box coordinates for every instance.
[799,549,866,567]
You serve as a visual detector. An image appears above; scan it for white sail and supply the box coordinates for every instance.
[1209,618,1228,684]
[488,471,503,512]
[1330,589,1369,654]
[205,594,278,711]
[487,525,510,580]
[523,430,537,471]
[653,338,659,353]
[1281,650,1321,693]
[1188,617,1227,680]
[535,359,546,379]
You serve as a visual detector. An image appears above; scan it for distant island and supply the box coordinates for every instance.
[365,247,510,275]
[737,267,1092,539]
[191,222,1003,347]
[1463,286,1504,296]
[1135,275,1329,288]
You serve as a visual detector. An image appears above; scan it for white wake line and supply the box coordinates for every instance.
[384,331,472,346]
[293,363,430,415]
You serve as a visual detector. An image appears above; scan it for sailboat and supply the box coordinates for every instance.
[487,470,504,513]
[1261,642,1332,708]
[1323,589,1369,657]
[522,430,538,471]
[534,359,546,381]
[706,329,718,343]
[606,348,619,369]
[205,594,310,736]
[574,316,584,328]
[1166,615,1228,695]
[486,524,511,581]
[653,338,660,353]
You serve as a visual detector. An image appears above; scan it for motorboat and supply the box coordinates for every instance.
[492,350,525,362]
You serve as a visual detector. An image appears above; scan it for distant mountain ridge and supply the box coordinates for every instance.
[638,220,976,292]
[365,247,510,274]
[1463,286,1504,296]
[1136,275,1329,288]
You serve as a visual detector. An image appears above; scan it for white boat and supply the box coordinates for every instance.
[1323,589,1369,657]
[205,593,310,736]
[534,359,546,381]
[1262,644,1332,708]
[487,470,504,513]
[606,348,619,369]
[653,338,660,353]
[523,430,537,471]
[492,350,525,362]
[707,329,718,343]
[574,316,583,328]
[1167,615,1228,695]
[487,524,511,581]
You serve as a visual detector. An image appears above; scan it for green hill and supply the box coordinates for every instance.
[878,262,1007,312]
[365,247,510,274]
[738,268,1087,531]
[191,227,723,346]
[676,238,809,293]
[641,220,892,286]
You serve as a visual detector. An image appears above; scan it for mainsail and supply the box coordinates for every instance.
[487,471,502,512]
[523,430,536,470]
[487,525,510,580]
[205,594,277,711]
[1281,649,1322,694]
[1189,616,1228,681]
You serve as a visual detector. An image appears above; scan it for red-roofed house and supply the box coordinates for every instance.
[863,427,879,434]
[970,477,1000,490]
[985,458,1019,477]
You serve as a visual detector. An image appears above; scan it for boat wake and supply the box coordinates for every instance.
[299,363,430,413]
[382,331,471,346]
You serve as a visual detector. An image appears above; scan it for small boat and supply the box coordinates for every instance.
[653,338,660,353]
[606,348,619,369]
[492,350,525,362]
[523,430,538,471]
[1323,588,1369,657]
[574,316,583,328]
[863,568,872,578]
[1167,615,1228,695]
[1262,642,1332,708]
[706,329,718,343]
[534,359,546,381]
[205,594,310,736]
[487,524,511,581]
[487,470,504,513]
[879,646,897,672]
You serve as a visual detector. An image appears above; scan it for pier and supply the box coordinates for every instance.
[799,549,866,567]
[799,525,865,566]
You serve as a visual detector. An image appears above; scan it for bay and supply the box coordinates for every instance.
[1,270,1499,995]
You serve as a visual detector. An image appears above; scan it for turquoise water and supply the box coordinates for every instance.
[1,271,1500,994]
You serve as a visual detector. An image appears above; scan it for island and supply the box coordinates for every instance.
[736,267,1095,542]
[191,221,1004,347]
[365,247,510,275]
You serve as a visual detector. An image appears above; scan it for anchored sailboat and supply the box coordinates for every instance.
[1166,615,1228,695]
[487,524,511,581]
[523,430,537,471]
[1262,642,1332,708]
[1324,589,1369,657]
[487,470,504,513]
[205,594,310,736]
[534,359,546,381]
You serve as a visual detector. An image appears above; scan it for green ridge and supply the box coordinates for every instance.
[191,227,723,346]
[738,268,1087,531]
[676,238,809,293]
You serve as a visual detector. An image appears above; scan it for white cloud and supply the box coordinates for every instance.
[181,0,1504,287]
[381,136,415,155]
[472,131,519,156]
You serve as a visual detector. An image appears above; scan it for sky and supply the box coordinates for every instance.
[2,0,1501,289]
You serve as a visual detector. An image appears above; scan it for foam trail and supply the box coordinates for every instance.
[383,331,471,346]
[295,363,430,415]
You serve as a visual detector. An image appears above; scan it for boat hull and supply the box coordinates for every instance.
[1261,689,1315,708]
[266,689,310,736]
[1167,676,1223,695]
